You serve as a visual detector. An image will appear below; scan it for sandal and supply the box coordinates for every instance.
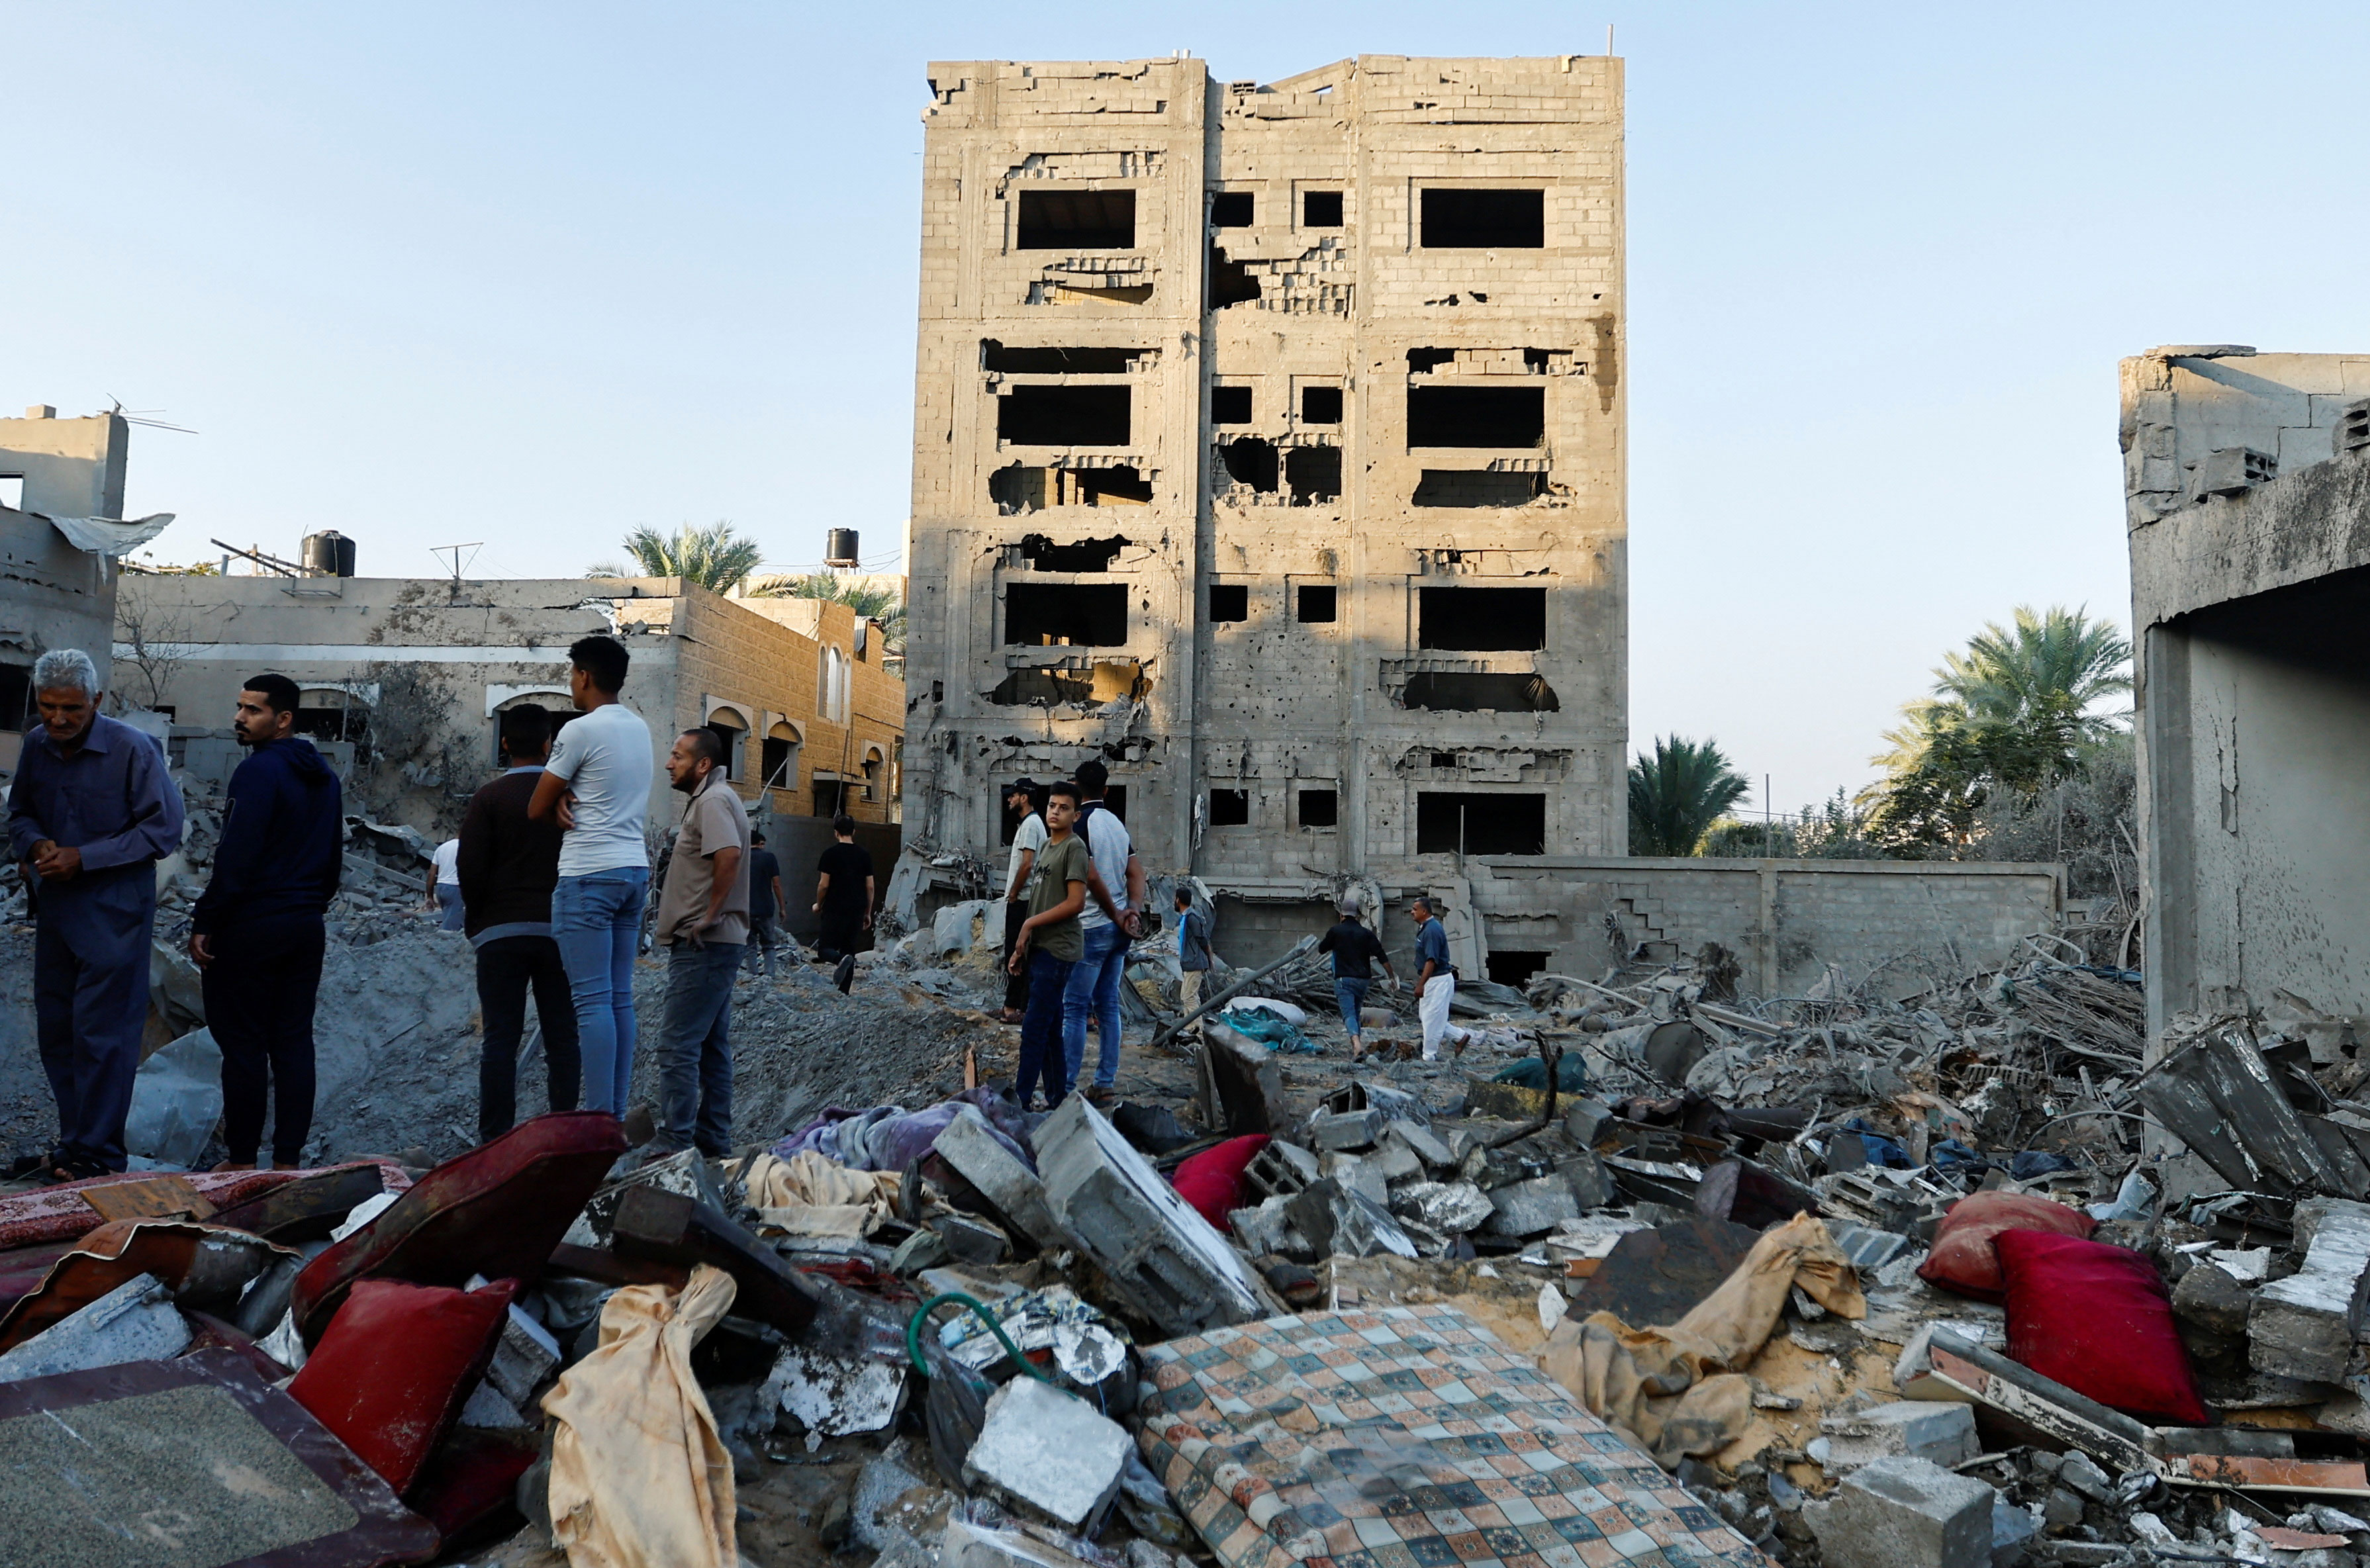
[3,1151,58,1181]
[46,1155,111,1185]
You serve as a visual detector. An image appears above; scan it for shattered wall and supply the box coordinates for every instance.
[0,407,130,764]
[110,576,904,837]
[2122,347,2370,1039]
[904,56,1625,901]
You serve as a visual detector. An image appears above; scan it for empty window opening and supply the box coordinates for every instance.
[999,384,1131,445]
[1300,385,1343,424]
[1096,784,1128,821]
[761,726,800,791]
[1019,533,1130,571]
[1208,584,1249,622]
[1297,584,1337,623]
[1004,582,1128,646]
[1401,672,1559,712]
[1429,751,1458,769]
[981,341,1145,374]
[1209,788,1250,826]
[1523,348,1556,373]
[991,466,1149,510]
[0,665,30,732]
[1420,586,1546,650]
[1303,190,1343,228]
[1219,438,1279,492]
[1209,191,1253,228]
[1415,792,1546,854]
[813,778,848,817]
[1407,348,1457,373]
[1211,386,1253,425]
[0,477,21,512]
[1413,470,1546,508]
[987,660,1145,707]
[1300,788,1339,828]
[1421,189,1544,248]
[704,717,746,780]
[1032,282,1155,307]
[1209,248,1260,308]
[1407,386,1544,448]
[1285,444,1341,504]
[1017,188,1136,250]
[1486,950,1549,986]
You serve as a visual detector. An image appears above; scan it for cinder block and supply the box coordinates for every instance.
[2251,1198,2370,1383]
[1485,1176,1583,1237]
[1819,1401,1978,1473]
[935,1106,1066,1252]
[1807,1455,1997,1568]
[962,1377,1131,1530]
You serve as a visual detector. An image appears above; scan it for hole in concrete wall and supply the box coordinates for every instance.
[1209,788,1250,826]
[1004,582,1127,646]
[1420,586,1546,650]
[0,477,21,512]
[1486,950,1548,986]
[1285,444,1341,504]
[1407,386,1544,448]
[1304,190,1343,228]
[1209,191,1253,228]
[1300,788,1338,827]
[1421,189,1544,248]
[1413,469,1545,508]
[1211,386,1253,424]
[1209,248,1261,308]
[1407,348,1457,373]
[1019,534,1130,571]
[1296,584,1337,623]
[1220,438,1279,492]
[1429,751,1458,768]
[1416,791,1546,854]
[987,660,1145,706]
[989,464,1047,512]
[0,665,30,732]
[981,341,1145,374]
[998,385,1131,445]
[1032,283,1155,307]
[992,467,1150,510]
[1017,188,1137,249]
[1208,584,1248,622]
[1401,672,1559,712]
[1301,385,1343,424]
[1523,348,1555,372]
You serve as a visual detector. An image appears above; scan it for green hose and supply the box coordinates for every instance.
[905,1291,1055,1383]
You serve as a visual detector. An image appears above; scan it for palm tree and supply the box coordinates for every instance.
[1629,736,1752,856]
[589,522,765,594]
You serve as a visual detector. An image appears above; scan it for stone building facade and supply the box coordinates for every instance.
[0,406,134,768]
[902,54,1627,973]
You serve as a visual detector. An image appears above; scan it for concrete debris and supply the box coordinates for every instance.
[1818,1401,1979,1473]
[1806,1455,1999,1568]
[2250,1198,2370,1382]
[962,1377,1131,1531]
[0,1271,189,1381]
[1285,1177,1417,1260]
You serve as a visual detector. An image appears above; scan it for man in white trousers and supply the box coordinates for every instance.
[1409,897,1472,1062]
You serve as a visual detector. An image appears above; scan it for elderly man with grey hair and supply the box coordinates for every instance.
[5,648,184,1179]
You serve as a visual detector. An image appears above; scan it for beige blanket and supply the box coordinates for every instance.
[1537,1211,1865,1466]
[736,1148,908,1237]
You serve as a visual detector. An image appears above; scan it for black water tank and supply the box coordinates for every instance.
[301,530,356,577]
[824,528,859,568]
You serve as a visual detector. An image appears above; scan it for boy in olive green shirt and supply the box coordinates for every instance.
[1008,780,1088,1107]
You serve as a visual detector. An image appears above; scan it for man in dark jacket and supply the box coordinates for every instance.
[191,673,343,1171]
[1317,898,1398,1062]
[457,704,581,1140]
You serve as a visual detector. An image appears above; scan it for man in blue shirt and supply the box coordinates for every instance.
[1409,896,1471,1063]
[6,648,185,1179]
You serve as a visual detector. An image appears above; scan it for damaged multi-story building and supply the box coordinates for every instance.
[904,54,1629,971]
[2121,346,2370,1040]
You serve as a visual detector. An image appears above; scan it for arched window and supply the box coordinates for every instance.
[761,720,802,794]
[490,688,576,766]
[702,700,753,780]
[818,647,851,723]
[861,744,886,802]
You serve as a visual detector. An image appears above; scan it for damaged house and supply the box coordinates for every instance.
[901,56,2061,990]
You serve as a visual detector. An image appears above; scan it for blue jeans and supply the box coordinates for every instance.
[1017,947,1077,1109]
[657,941,741,1154]
[1063,921,1129,1094]
[1335,976,1370,1040]
[552,866,649,1114]
[436,884,466,931]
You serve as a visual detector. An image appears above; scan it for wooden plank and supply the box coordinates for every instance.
[81,1176,215,1224]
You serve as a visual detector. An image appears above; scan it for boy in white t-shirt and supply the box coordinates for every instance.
[530,634,654,1115]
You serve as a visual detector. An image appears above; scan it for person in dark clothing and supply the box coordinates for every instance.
[812,815,873,993]
[457,704,581,1141]
[996,778,1044,1024]
[1317,899,1398,1062]
[743,831,784,978]
[7,647,184,1180]
[191,673,343,1171]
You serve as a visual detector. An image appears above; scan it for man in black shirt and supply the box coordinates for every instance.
[743,830,784,978]
[812,814,874,992]
[1316,898,1398,1062]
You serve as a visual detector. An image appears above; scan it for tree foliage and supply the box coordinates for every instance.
[1629,736,1752,856]
[747,571,906,667]
[589,522,765,593]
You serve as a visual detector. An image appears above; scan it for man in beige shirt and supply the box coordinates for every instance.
[649,728,749,1156]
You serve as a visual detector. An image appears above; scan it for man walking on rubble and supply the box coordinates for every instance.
[1008,780,1089,1109]
[996,778,1044,1025]
[649,728,749,1157]
[530,635,652,1118]
[812,813,873,994]
[192,674,342,1171]
[7,649,184,1181]
[1409,896,1472,1064]
[457,703,581,1141]
[1063,758,1146,1105]
[1174,886,1211,1020]
[1319,896,1398,1063]
[743,829,783,980]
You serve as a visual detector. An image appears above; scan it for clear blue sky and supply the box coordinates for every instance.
[8,4,2366,807]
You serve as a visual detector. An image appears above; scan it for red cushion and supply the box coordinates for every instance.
[1995,1228,2208,1426]
[288,1277,518,1495]
[1919,1191,2095,1303]
[1172,1135,1271,1231]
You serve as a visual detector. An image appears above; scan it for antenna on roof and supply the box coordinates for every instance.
[105,396,199,434]
[431,542,483,586]
[1607,23,1615,55]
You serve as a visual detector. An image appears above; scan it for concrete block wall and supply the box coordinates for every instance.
[0,409,131,761]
